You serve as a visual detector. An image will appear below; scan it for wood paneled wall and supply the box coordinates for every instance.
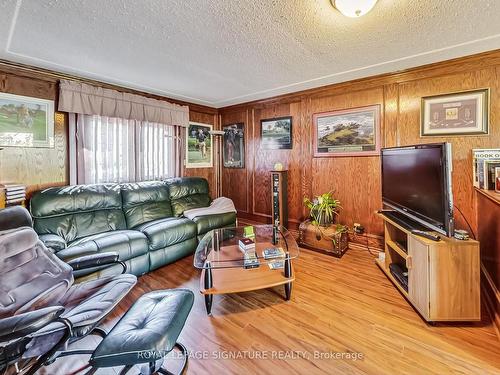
[0,62,218,196]
[183,110,219,198]
[219,50,500,241]
[0,69,67,194]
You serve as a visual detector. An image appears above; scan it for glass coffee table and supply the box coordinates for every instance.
[194,225,300,314]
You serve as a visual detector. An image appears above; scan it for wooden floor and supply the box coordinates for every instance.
[39,247,500,375]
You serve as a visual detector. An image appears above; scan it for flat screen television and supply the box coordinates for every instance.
[381,143,454,237]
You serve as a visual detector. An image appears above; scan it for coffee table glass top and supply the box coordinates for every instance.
[194,225,299,270]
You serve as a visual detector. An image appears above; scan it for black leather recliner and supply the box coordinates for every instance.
[0,206,137,375]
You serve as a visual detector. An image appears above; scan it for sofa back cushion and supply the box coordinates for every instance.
[30,184,126,244]
[121,181,173,228]
[165,177,211,216]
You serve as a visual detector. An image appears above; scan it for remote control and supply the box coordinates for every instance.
[411,229,441,241]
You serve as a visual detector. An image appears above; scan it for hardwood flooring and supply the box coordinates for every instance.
[39,247,500,375]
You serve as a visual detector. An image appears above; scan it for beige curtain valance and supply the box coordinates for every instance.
[58,80,189,126]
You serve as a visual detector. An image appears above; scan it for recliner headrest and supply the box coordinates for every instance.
[0,206,33,231]
[30,184,122,218]
[0,227,39,258]
[165,177,209,199]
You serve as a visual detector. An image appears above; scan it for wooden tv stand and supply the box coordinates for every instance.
[376,213,480,322]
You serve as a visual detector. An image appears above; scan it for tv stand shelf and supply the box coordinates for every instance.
[376,258,409,298]
[376,213,480,322]
[386,239,408,259]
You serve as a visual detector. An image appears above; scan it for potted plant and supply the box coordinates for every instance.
[303,192,341,227]
[300,193,349,256]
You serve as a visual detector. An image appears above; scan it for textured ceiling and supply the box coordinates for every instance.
[1,0,500,107]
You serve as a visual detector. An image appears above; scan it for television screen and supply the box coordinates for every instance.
[381,143,453,236]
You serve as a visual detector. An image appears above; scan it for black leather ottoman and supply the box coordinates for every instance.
[90,289,194,374]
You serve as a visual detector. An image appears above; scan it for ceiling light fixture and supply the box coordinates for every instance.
[332,0,378,18]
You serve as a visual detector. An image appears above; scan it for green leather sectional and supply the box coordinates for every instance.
[29,177,236,279]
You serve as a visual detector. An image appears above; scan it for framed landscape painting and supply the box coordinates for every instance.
[0,92,54,148]
[223,122,245,168]
[421,88,489,136]
[260,116,292,149]
[186,122,213,168]
[313,105,380,157]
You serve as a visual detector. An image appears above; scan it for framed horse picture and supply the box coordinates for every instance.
[0,92,54,148]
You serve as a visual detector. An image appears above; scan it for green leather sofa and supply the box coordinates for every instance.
[30,177,236,279]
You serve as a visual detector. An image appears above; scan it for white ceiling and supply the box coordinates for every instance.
[1,0,500,108]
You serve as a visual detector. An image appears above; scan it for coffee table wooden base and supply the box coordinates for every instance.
[200,262,294,315]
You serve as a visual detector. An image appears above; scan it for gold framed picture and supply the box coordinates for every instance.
[186,122,213,168]
[421,88,489,136]
[312,105,381,157]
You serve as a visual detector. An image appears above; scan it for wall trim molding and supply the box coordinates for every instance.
[220,48,500,112]
[0,59,217,115]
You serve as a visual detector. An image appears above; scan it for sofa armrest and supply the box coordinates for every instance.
[66,252,127,274]
[39,234,67,253]
[0,306,65,342]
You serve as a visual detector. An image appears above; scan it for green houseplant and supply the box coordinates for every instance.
[303,192,348,247]
[303,192,341,227]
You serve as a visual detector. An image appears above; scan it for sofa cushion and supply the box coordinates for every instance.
[135,217,197,251]
[166,177,211,216]
[193,212,237,235]
[30,184,126,244]
[149,238,197,272]
[57,230,149,262]
[121,181,173,229]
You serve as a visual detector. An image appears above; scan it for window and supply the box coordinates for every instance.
[73,114,183,184]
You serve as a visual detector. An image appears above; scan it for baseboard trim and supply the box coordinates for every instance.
[481,263,500,341]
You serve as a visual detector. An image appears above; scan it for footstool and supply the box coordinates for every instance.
[90,289,194,375]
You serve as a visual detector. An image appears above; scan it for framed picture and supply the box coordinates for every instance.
[186,122,213,168]
[312,105,381,157]
[421,88,489,136]
[260,116,292,149]
[223,122,245,168]
[0,92,54,148]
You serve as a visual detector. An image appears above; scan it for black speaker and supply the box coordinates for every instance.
[270,170,288,228]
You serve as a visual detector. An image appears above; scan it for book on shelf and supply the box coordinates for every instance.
[5,192,25,200]
[472,149,500,189]
[5,197,25,204]
[239,238,255,251]
[3,184,25,192]
[484,160,500,190]
[262,247,285,260]
[496,167,500,193]
[0,183,26,207]
[4,187,26,194]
